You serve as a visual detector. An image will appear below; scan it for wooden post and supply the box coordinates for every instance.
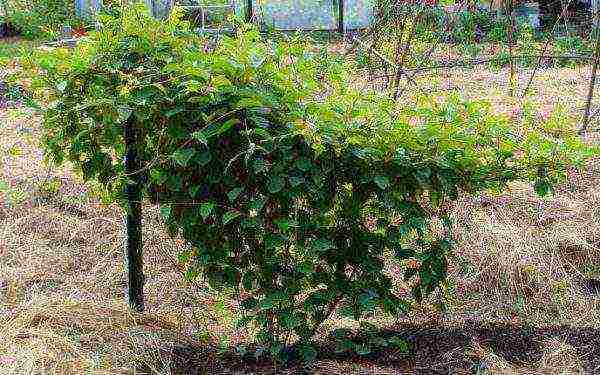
[338,0,345,35]
[124,116,145,312]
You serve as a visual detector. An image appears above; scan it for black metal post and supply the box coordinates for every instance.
[338,0,345,35]
[246,0,253,22]
[124,116,145,312]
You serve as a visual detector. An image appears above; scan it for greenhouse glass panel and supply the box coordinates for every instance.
[344,0,374,29]
[75,0,102,19]
[254,0,337,30]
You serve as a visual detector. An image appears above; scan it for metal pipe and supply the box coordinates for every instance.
[124,115,145,312]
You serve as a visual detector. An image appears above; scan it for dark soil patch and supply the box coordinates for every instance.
[0,22,20,39]
[583,278,600,295]
[140,320,600,374]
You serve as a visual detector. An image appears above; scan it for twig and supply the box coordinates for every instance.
[507,0,517,97]
[351,34,428,96]
[358,53,595,78]
[582,24,600,134]
[521,0,576,98]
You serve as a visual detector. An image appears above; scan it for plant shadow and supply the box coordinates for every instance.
[140,319,600,374]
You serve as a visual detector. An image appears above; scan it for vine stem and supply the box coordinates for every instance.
[303,267,356,343]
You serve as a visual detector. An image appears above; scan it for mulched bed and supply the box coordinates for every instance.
[145,320,600,374]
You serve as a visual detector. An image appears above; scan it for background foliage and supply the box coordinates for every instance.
[1,0,80,39]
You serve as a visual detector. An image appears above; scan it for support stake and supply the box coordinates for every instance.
[124,116,145,312]
[246,0,253,23]
[582,11,600,133]
[338,0,345,35]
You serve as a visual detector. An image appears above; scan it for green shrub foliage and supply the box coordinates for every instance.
[2,0,78,39]
[29,4,598,360]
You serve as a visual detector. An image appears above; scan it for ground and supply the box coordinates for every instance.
[1,37,600,374]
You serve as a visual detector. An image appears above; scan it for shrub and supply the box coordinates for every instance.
[2,0,79,39]
[26,3,598,362]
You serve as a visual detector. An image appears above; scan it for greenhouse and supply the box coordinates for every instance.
[74,0,375,31]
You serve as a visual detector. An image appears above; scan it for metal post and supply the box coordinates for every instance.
[338,0,345,35]
[245,0,252,22]
[124,116,145,312]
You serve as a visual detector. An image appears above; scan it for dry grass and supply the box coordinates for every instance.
[444,146,600,324]
[2,42,600,373]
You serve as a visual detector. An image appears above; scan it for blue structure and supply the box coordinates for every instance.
[75,0,375,30]
[74,0,102,19]
[253,0,374,30]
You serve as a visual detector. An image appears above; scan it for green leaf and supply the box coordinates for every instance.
[223,210,241,225]
[242,272,253,290]
[354,343,372,356]
[184,267,199,281]
[197,151,212,166]
[395,248,415,259]
[295,157,312,172]
[235,315,254,328]
[267,175,285,194]
[56,80,68,93]
[253,127,271,139]
[160,205,172,220]
[404,268,418,282]
[214,118,239,136]
[171,149,195,167]
[334,338,355,354]
[358,293,373,307]
[414,168,432,185]
[117,106,132,123]
[0,180,9,192]
[165,107,185,118]
[274,218,291,232]
[299,344,318,363]
[374,175,390,190]
[227,187,244,202]
[253,158,267,174]
[248,196,267,212]
[290,176,304,187]
[200,202,215,220]
[192,130,208,145]
[297,261,314,274]
[534,179,552,197]
[241,297,257,310]
[259,298,274,310]
[412,286,423,303]
[388,336,411,352]
[178,250,192,263]
[311,238,334,253]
